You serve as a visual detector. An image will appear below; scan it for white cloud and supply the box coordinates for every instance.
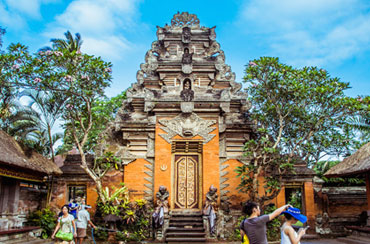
[0,1,27,29]
[5,0,42,19]
[240,0,370,66]
[44,0,140,61]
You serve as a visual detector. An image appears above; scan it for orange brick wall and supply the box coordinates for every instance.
[223,159,249,208]
[124,158,150,201]
[154,121,173,206]
[202,125,220,206]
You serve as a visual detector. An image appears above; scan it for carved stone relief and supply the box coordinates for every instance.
[159,113,216,144]
[171,12,200,27]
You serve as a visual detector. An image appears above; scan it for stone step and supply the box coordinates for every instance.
[166,232,206,237]
[165,237,206,242]
[170,217,203,222]
[167,227,205,232]
[337,236,370,244]
[169,222,204,227]
[170,211,203,217]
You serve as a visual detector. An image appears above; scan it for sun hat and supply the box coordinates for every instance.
[281,207,307,224]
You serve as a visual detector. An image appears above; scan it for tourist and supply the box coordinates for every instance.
[51,205,77,244]
[68,198,79,219]
[240,202,292,244]
[280,207,308,244]
[75,205,96,244]
[80,197,92,210]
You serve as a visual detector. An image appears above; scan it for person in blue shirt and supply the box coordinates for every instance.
[68,198,79,219]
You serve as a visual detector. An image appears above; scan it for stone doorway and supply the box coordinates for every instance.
[172,141,203,210]
[174,154,199,209]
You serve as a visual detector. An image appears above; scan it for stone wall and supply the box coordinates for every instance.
[315,186,368,236]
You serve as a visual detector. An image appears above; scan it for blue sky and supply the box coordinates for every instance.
[1,0,369,98]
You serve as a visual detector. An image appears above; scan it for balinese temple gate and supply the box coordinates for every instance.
[97,12,316,241]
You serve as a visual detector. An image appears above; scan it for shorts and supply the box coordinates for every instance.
[77,228,87,238]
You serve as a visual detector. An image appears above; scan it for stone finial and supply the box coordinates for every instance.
[171,12,200,27]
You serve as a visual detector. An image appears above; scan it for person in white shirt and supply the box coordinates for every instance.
[75,205,96,244]
[280,207,308,244]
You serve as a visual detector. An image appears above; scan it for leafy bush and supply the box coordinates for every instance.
[95,185,151,242]
[264,205,282,241]
[26,207,56,239]
[94,228,108,241]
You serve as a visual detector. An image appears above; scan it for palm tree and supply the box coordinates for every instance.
[40,31,83,52]
[19,90,65,162]
[348,114,370,142]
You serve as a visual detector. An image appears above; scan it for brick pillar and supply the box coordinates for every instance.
[276,186,286,208]
[303,181,315,230]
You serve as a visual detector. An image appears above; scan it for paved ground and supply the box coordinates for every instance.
[301,239,343,244]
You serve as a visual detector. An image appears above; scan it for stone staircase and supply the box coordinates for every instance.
[165,211,206,243]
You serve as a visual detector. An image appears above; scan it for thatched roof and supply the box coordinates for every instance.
[325,142,370,177]
[0,130,62,175]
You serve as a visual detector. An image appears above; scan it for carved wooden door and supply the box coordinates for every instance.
[174,155,199,209]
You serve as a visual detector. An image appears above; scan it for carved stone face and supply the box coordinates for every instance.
[159,185,167,194]
[183,79,191,90]
[209,185,217,194]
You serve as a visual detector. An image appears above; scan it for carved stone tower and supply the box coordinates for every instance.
[107,12,252,212]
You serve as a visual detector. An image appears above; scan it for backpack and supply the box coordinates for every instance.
[241,219,250,244]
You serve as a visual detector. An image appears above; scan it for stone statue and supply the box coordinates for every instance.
[182,26,191,43]
[182,48,193,64]
[152,186,169,229]
[203,185,218,236]
[180,79,194,102]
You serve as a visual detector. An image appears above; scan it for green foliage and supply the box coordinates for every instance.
[265,205,283,242]
[57,91,126,154]
[94,228,108,241]
[237,57,367,207]
[26,207,56,239]
[0,35,114,202]
[287,190,302,210]
[95,185,151,242]
[314,161,365,186]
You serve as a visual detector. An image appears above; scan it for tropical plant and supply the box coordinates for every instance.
[39,30,82,53]
[236,57,367,207]
[26,207,56,239]
[19,90,64,161]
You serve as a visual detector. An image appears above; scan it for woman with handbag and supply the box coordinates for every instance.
[52,205,77,244]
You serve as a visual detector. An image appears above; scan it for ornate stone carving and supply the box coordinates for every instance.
[181,101,194,113]
[159,113,216,144]
[209,26,216,41]
[156,26,165,41]
[152,186,169,229]
[182,27,191,43]
[146,133,155,158]
[171,12,200,27]
[115,147,136,165]
[203,185,218,236]
[180,79,194,102]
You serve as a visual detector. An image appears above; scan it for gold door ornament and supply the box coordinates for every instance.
[174,155,199,209]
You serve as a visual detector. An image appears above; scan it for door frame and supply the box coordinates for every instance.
[171,152,203,210]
